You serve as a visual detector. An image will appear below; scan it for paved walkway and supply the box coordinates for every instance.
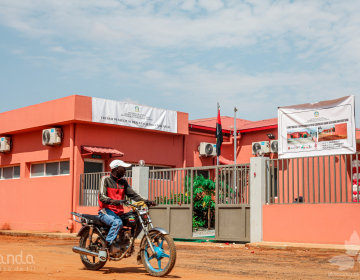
[245,241,355,253]
[0,230,353,252]
[0,229,78,239]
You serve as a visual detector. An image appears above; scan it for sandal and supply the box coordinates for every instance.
[98,249,107,262]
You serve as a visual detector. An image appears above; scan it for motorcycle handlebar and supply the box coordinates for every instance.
[124,201,157,208]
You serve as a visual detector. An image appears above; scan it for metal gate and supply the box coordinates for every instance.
[215,164,250,242]
[79,171,132,206]
[148,164,250,242]
[148,167,194,239]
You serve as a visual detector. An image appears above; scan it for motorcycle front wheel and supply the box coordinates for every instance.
[140,232,176,277]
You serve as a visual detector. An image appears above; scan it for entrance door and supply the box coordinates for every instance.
[84,159,104,173]
[82,159,104,206]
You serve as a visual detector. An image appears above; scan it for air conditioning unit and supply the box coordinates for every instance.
[42,128,62,146]
[270,140,278,153]
[0,137,11,153]
[198,142,216,157]
[252,141,270,155]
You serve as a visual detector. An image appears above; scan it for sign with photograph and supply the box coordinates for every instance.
[92,98,177,133]
[278,96,356,159]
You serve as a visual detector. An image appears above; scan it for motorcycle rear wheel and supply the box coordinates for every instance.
[79,228,107,270]
[141,232,176,277]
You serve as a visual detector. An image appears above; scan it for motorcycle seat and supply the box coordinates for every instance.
[82,214,107,227]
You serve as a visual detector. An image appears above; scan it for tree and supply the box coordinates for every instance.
[184,174,216,230]
[193,175,216,230]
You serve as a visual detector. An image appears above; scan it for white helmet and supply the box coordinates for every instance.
[109,160,131,169]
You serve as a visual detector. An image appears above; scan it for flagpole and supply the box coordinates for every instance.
[234,107,237,165]
[217,102,219,166]
[234,106,237,202]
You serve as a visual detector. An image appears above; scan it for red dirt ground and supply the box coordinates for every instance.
[1,236,360,279]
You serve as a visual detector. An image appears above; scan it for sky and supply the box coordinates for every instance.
[0,0,360,125]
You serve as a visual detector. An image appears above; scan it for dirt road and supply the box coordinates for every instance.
[1,236,359,279]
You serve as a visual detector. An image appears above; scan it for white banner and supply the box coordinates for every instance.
[278,96,356,159]
[92,98,177,133]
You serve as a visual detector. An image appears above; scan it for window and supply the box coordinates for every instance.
[60,161,70,175]
[46,162,59,176]
[31,161,70,177]
[84,159,103,174]
[0,165,20,180]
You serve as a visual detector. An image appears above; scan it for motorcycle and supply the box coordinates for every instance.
[71,201,176,277]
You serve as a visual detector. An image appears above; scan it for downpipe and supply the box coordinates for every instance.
[72,246,98,257]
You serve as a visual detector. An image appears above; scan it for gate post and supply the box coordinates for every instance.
[132,166,150,240]
[250,157,267,243]
[132,166,150,198]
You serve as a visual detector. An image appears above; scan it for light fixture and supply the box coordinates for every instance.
[138,160,145,167]
[267,133,275,139]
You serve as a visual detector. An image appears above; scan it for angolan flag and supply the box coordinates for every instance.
[216,109,223,156]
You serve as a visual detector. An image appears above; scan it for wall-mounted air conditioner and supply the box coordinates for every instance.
[198,142,216,157]
[252,141,270,155]
[270,140,278,153]
[0,137,11,153]
[42,128,62,146]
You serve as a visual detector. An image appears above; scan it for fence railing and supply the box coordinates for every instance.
[148,164,250,205]
[218,165,250,204]
[78,163,252,207]
[265,152,360,204]
[79,170,132,206]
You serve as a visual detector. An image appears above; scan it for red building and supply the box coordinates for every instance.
[1,95,360,242]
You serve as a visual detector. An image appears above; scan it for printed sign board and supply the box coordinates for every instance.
[278,96,356,159]
[92,98,177,133]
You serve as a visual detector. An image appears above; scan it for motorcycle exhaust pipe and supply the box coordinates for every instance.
[72,246,99,257]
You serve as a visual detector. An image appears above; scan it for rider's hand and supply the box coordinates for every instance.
[133,201,146,208]
[109,199,123,206]
[145,200,157,207]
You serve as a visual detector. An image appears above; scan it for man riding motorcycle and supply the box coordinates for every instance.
[98,159,155,261]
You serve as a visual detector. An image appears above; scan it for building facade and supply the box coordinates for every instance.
[1,95,360,238]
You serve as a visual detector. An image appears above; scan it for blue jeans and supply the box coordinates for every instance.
[98,208,123,245]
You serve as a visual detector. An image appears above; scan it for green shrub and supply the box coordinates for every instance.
[155,173,233,230]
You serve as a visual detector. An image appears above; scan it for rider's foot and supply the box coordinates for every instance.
[98,250,107,262]
[99,241,110,262]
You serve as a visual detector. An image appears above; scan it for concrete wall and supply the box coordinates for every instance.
[185,132,217,167]
[263,203,360,244]
[0,125,72,232]
[261,144,360,244]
